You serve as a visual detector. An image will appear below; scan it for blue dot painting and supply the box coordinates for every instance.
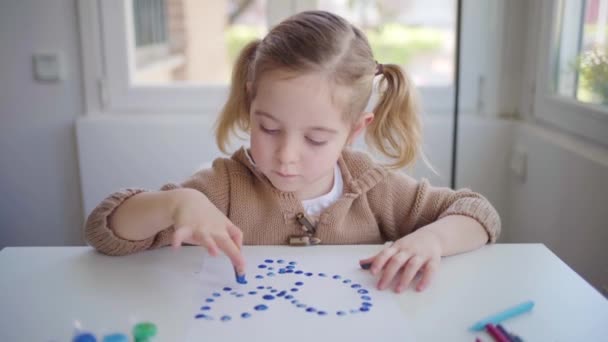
[193,257,373,322]
[185,247,414,342]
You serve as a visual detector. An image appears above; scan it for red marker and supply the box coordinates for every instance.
[485,323,511,342]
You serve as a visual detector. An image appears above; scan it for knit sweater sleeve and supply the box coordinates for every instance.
[368,171,501,243]
[84,158,231,256]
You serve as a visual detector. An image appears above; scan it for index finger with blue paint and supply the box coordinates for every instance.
[213,229,247,284]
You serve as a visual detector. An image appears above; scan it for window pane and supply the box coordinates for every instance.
[554,0,607,106]
[131,0,268,85]
[315,0,455,86]
[577,0,608,105]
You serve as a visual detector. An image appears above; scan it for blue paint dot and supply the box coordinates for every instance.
[221,315,232,321]
[236,293,244,298]
[264,259,274,263]
[351,284,362,289]
[318,273,326,277]
[350,309,359,314]
[241,312,251,318]
[266,286,272,289]
[205,298,214,303]
[295,281,304,286]
[333,275,341,279]
[212,292,221,297]
[255,275,264,279]
[277,291,287,297]
[286,265,295,269]
[257,285,264,290]
[267,272,275,276]
[200,306,211,311]
[337,311,346,316]
[195,314,208,319]
[258,264,267,269]
[297,303,306,308]
[305,272,313,276]
[289,261,297,265]
[263,295,275,300]
[343,279,352,284]
[360,306,370,312]
[277,259,285,264]
[268,267,274,271]
[361,295,372,300]
[291,300,298,304]
[223,287,232,291]
[306,307,317,313]
[318,311,327,316]
[248,291,257,295]
[285,295,294,300]
[358,289,369,294]
[270,289,278,293]
[285,269,294,273]
[278,269,286,274]
[290,288,299,292]
[362,302,373,307]
[254,304,268,311]
[295,270,303,274]
[230,291,237,295]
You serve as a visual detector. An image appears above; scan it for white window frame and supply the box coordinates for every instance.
[533,0,608,146]
[78,0,493,117]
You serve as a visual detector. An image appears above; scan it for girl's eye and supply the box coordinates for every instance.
[306,137,327,146]
[260,125,279,135]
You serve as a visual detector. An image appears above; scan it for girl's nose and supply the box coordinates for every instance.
[277,137,299,165]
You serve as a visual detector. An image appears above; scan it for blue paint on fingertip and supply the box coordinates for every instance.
[360,262,372,270]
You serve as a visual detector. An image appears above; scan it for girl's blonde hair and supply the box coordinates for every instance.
[216,10,422,169]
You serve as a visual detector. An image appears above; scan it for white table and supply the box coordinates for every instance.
[1,244,606,341]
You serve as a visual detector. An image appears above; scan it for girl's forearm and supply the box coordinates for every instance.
[417,215,489,256]
[110,189,186,241]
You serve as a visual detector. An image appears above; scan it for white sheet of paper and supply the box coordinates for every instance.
[184,246,414,341]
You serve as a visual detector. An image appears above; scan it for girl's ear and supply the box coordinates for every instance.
[347,112,374,145]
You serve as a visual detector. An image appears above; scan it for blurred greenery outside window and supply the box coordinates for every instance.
[554,0,607,106]
[132,0,454,87]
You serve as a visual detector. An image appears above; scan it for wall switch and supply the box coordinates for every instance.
[32,52,64,82]
[509,146,527,182]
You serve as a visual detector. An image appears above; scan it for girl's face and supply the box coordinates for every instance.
[249,71,359,200]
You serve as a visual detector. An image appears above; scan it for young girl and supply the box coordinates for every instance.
[85,11,500,293]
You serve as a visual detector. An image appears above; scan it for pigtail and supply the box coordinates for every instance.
[366,64,422,169]
[215,39,261,154]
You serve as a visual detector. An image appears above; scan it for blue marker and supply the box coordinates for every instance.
[469,300,535,331]
[102,333,129,342]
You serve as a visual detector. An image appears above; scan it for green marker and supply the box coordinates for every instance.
[133,322,157,342]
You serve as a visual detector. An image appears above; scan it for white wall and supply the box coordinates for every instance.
[0,0,84,248]
[506,123,608,295]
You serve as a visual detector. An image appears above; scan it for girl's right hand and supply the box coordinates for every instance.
[169,188,245,274]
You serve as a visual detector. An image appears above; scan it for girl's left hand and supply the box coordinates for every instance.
[359,229,442,293]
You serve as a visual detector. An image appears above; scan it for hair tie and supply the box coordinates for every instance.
[375,61,384,76]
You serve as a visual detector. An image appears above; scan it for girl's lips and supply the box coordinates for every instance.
[275,171,298,178]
